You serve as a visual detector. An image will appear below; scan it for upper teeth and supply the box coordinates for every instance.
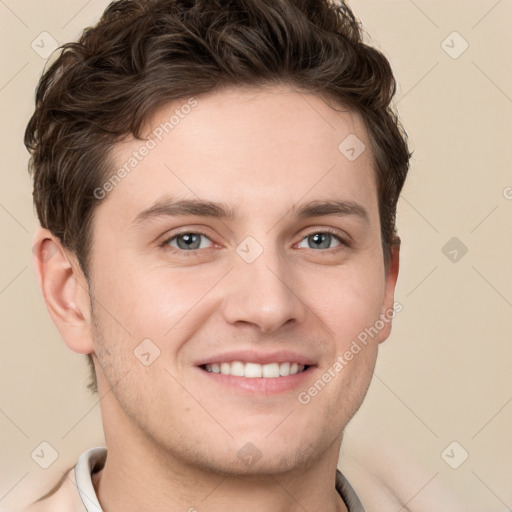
[204,361,306,378]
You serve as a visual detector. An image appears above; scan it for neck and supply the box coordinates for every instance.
[92,374,349,512]
[93,431,348,512]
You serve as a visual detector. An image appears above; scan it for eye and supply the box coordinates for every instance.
[163,232,213,252]
[296,231,347,250]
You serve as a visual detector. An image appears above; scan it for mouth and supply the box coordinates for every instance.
[195,351,316,395]
[200,361,310,378]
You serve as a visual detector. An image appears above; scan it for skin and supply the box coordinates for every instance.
[33,85,400,512]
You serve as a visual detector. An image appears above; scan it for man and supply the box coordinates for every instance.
[22,0,410,510]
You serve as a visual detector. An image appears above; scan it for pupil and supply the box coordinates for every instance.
[310,233,330,249]
[178,233,200,250]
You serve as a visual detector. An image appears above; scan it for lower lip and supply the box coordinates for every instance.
[196,366,316,395]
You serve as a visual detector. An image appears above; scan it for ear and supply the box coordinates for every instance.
[32,226,94,354]
[378,236,401,344]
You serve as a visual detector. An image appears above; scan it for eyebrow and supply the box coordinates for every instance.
[132,197,236,226]
[131,196,370,226]
[292,199,369,225]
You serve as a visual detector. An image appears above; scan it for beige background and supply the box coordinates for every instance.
[1,0,511,510]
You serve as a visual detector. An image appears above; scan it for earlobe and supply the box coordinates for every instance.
[378,238,401,344]
[32,227,94,355]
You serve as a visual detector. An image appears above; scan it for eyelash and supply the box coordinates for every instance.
[160,228,350,257]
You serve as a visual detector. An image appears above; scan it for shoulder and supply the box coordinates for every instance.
[15,464,88,512]
[17,446,107,512]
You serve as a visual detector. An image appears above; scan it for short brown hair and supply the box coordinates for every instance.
[25,0,411,394]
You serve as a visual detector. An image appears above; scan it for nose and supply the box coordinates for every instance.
[220,245,306,334]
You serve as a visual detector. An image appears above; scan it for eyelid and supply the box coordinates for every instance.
[160,230,216,249]
[160,226,351,256]
[295,227,351,248]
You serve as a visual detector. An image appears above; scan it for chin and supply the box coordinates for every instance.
[203,432,328,478]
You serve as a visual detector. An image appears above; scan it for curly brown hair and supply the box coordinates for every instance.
[25,0,411,394]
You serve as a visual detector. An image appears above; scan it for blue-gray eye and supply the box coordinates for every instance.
[168,233,212,250]
[297,232,342,250]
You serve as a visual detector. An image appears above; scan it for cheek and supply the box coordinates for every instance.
[310,263,385,347]
[93,263,232,384]
[95,258,211,337]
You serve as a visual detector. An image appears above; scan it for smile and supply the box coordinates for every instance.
[201,361,309,378]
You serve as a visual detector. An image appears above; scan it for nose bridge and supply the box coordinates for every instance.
[221,235,305,332]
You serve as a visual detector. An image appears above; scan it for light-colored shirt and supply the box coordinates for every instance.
[19,446,365,512]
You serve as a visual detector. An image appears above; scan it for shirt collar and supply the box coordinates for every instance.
[75,447,365,512]
[335,468,366,511]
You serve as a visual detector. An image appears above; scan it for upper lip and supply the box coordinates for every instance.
[195,349,316,367]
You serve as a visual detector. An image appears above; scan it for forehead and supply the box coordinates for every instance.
[100,85,378,226]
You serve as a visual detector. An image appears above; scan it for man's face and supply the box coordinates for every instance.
[86,86,398,475]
